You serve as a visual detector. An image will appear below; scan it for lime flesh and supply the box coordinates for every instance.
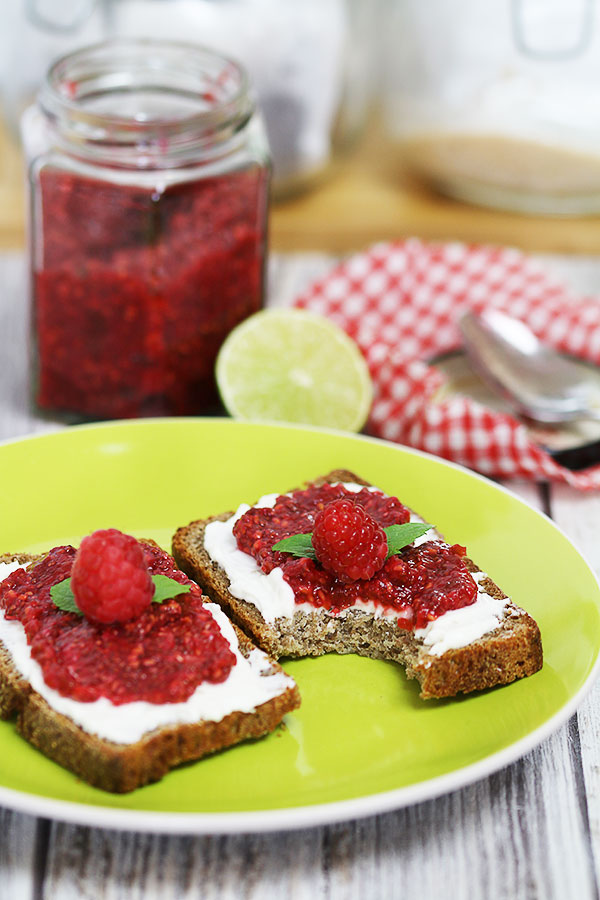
[216,309,373,432]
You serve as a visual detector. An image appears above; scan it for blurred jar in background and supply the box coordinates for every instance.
[2,0,376,196]
[22,39,270,420]
[0,1,107,129]
[380,0,600,215]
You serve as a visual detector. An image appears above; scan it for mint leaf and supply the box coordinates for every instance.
[151,574,191,604]
[272,533,317,560]
[384,523,433,557]
[50,578,83,615]
[50,574,191,615]
[273,522,434,562]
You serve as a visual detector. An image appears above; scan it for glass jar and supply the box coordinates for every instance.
[380,0,600,215]
[22,38,270,420]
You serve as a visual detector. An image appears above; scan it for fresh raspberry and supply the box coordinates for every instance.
[70,528,154,624]
[311,498,388,583]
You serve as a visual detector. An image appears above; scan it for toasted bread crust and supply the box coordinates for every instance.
[0,552,300,792]
[172,470,543,699]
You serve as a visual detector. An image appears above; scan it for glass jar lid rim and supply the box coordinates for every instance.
[39,38,253,136]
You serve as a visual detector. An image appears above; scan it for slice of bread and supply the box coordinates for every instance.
[172,471,543,700]
[0,551,300,793]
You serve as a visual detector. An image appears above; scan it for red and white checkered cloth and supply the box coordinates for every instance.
[294,239,600,490]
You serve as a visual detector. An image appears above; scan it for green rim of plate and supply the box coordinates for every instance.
[0,418,598,834]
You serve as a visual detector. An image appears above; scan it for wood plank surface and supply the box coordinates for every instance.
[547,484,600,893]
[0,810,41,900]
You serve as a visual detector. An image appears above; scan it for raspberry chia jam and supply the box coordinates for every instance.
[22,40,270,419]
[0,542,236,705]
[233,483,478,630]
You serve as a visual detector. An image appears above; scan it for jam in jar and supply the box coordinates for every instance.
[23,40,270,419]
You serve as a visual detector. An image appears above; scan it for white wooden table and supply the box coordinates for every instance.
[1,251,600,900]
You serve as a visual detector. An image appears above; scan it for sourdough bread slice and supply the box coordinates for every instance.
[172,471,543,700]
[0,552,300,793]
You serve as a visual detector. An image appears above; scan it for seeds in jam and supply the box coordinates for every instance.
[0,543,236,705]
[233,483,478,629]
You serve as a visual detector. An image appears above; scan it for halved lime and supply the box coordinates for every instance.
[215,309,373,432]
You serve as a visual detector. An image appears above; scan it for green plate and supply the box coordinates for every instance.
[0,418,598,833]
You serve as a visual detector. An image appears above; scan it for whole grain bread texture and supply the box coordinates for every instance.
[172,470,543,700]
[0,551,300,792]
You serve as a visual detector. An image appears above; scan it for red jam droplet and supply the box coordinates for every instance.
[233,483,478,628]
[0,543,236,704]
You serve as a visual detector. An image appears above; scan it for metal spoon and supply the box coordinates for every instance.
[458,309,600,424]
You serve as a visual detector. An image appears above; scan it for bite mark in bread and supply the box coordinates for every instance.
[172,471,543,699]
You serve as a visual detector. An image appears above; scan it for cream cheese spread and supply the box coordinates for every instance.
[203,483,511,650]
[0,560,294,745]
[414,571,508,657]
[0,560,28,580]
